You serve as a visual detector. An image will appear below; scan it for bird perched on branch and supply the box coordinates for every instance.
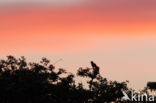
[91,61,97,68]
[90,61,99,77]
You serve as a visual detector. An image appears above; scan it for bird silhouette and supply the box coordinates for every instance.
[91,61,97,68]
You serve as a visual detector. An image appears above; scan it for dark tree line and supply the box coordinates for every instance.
[0,56,155,103]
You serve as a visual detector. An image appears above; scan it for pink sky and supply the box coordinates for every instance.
[0,0,156,89]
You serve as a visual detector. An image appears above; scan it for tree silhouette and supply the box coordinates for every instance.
[147,82,156,91]
[0,56,68,103]
[0,56,155,103]
[77,61,129,103]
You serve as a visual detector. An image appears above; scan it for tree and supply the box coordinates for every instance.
[0,56,71,103]
[1,56,147,103]
[77,61,129,103]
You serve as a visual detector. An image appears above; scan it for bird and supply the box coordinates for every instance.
[90,61,99,76]
[91,61,97,68]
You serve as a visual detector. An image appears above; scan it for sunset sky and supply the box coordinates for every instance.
[0,0,156,90]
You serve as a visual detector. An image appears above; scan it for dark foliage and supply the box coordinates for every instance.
[147,82,156,90]
[0,56,155,103]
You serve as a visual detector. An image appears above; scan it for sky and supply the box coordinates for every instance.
[0,0,156,90]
